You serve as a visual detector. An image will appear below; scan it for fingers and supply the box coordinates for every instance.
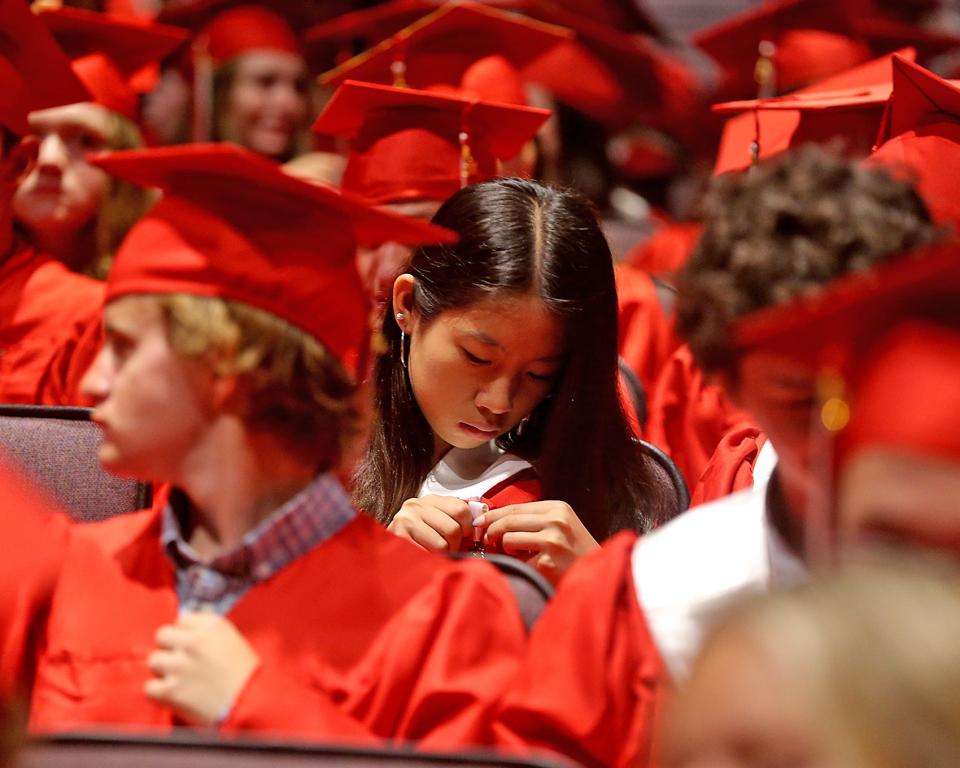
[389,496,473,552]
[144,675,175,701]
[155,624,190,650]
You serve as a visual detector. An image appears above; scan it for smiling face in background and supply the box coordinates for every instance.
[218,50,309,160]
[14,102,112,238]
[395,279,565,460]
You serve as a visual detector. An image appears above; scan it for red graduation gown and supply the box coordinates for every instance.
[494,532,667,768]
[644,344,756,491]
[689,425,768,507]
[615,264,679,401]
[0,456,69,707]
[626,222,702,278]
[224,559,527,749]
[0,244,103,405]
[30,508,526,746]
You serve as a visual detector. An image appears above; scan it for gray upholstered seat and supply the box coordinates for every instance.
[0,405,151,522]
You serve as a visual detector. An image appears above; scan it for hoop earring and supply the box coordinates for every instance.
[395,311,409,370]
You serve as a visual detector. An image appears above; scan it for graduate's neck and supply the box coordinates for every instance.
[767,467,809,561]
[176,420,318,559]
[432,433,452,466]
[26,220,94,271]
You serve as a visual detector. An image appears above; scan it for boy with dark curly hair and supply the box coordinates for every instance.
[492,146,940,768]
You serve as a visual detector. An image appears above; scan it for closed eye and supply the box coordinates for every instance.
[527,371,555,383]
[461,347,491,366]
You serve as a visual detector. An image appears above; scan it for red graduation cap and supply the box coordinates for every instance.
[36,6,188,120]
[731,242,960,466]
[88,143,456,377]
[37,6,188,77]
[712,49,912,175]
[194,4,301,66]
[518,3,699,130]
[157,0,340,40]
[320,1,570,106]
[313,79,550,205]
[869,55,960,227]
[694,0,960,101]
[0,0,89,136]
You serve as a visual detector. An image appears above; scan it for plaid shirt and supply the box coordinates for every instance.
[161,472,355,615]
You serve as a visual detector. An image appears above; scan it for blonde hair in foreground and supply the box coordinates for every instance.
[158,294,359,471]
[700,557,960,768]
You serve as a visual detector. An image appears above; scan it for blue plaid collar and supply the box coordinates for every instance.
[161,472,356,583]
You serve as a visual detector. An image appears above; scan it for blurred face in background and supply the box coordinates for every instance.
[356,199,442,300]
[218,50,310,159]
[664,627,829,768]
[837,448,960,559]
[14,102,112,240]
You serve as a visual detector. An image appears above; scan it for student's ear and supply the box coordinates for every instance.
[209,369,247,415]
[2,135,38,186]
[392,273,417,330]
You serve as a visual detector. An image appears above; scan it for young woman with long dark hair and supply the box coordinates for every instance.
[354,177,676,582]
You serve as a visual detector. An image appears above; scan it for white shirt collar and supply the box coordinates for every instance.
[418,442,533,500]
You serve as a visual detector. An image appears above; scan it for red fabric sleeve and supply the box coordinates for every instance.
[689,426,768,507]
[481,472,541,508]
[493,532,667,768]
[644,345,754,491]
[224,561,527,749]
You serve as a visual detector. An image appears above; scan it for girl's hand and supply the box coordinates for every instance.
[145,612,259,726]
[477,501,600,584]
[387,494,474,553]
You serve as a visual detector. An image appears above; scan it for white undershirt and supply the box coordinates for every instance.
[630,443,807,683]
[417,442,533,500]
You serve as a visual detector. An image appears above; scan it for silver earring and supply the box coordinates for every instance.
[396,312,408,369]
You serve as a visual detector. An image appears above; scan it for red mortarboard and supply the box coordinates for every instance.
[838,321,960,466]
[313,79,550,205]
[306,0,672,122]
[37,6,188,119]
[731,242,960,466]
[869,55,960,227]
[320,1,570,106]
[89,143,456,377]
[712,49,913,175]
[195,5,300,65]
[0,0,89,135]
[38,6,188,77]
[694,0,960,101]
[158,0,341,37]
[518,3,699,130]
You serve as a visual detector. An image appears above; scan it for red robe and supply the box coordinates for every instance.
[0,243,103,405]
[0,456,69,708]
[689,425,767,507]
[616,264,679,402]
[493,532,667,768]
[644,345,756,492]
[626,222,702,278]
[30,509,526,746]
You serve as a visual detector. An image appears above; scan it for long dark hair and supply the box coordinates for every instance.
[354,177,661,539]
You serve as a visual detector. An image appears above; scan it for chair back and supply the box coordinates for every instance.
[635,438,690,524]
[17,733,574,768]
[0,405,151,522]
[451,552,554,632]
